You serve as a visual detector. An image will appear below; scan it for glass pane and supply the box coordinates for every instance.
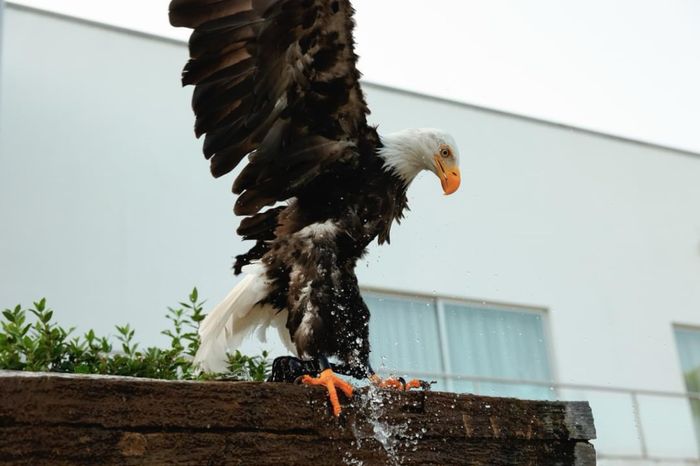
[450,379,477,395]
[443,303,552,399]
[476,382,556,401]
[559,389,643,457]
[365,294,442,374]
[674,327,700,449]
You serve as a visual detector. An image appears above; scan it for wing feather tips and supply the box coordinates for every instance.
[237,206,284,239]
[235,190,278,216]
[169,0,257,29]
[209,142,255,177]
[182,54,253,89]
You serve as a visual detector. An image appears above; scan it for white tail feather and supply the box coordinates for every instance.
[194,264,293,373]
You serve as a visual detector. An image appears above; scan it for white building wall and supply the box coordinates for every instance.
[2,5,700,462]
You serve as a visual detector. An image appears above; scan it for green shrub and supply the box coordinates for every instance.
[0,288,270,382]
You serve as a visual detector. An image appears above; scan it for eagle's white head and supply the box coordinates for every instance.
[378,128,461,195]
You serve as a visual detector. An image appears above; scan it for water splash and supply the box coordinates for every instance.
[343,384,427,465]
[363,384,405,464]
[342,450,365,466]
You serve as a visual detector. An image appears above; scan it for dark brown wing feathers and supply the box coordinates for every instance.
[169,0,375,218]
[170,0,272,30]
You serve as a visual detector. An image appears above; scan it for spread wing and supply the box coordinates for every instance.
[169,0,378,217]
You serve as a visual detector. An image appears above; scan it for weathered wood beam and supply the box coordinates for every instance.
[0,371,596,465]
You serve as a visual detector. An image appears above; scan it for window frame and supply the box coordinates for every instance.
[672,323,700,451]
[673,323,700,398]
[362,286,558,395]
[363,289,447,375]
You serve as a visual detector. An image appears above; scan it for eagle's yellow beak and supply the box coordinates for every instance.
[434,154,461,195]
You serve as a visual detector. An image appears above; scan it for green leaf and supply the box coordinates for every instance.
[1,289,270,383]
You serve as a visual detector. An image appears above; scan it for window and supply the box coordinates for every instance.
[366,291,554,400]
[367,295,444,380]
[674,326,700,448]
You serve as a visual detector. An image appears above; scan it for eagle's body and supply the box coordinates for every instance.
[170,0,461,414]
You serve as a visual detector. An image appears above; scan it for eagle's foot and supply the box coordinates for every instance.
[301,368,354,417]
[370,374,433,391]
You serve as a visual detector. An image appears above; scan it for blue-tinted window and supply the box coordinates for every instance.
[366,294,447,390]
[444,303,552,399]
[675,326,700,448]
[366,292,553,399]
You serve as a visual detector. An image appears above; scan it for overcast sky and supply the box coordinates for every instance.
[7,0,700,154]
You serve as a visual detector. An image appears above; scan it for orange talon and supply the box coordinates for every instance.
[403,379,424,390]
[370,374,430,391]
[376,377,404,390]
[301,368,354,417]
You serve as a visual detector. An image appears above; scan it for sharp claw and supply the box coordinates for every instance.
[403,379,434,391]
[371,376,432,391]
[327,381,340,417]
[377,378,404,390]
[301,369,354,417]
[335,378,354,399]
[404,379,424,390]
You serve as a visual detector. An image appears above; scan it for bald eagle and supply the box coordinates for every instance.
[169,0,461,416]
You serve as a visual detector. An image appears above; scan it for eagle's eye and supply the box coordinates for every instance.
[440,147,450,158]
